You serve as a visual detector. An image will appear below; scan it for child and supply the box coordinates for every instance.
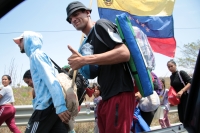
[23,70,35,99]
[23,70,76,133]
[159,78,171,128]
[90,83,102,133]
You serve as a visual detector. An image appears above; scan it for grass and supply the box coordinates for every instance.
[12,86,33,105]
[0,77,180,132]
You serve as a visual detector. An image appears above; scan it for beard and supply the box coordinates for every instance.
[74,22,85,31]
[21,49,25,53]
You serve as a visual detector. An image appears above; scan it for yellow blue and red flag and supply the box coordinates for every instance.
[97,0,176,57]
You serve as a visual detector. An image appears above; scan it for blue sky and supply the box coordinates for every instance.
[0,0,200,86]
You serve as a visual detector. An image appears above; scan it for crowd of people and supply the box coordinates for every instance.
[0,1,193,133]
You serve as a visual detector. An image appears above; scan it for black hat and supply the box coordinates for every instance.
[66,1,92,23]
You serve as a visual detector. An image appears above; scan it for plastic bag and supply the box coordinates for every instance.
[132,26,155,71]
[154,106,164,119]
[168,86,180,106]
[139,91,160,112]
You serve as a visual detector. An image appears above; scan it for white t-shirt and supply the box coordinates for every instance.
[0,85,15,105]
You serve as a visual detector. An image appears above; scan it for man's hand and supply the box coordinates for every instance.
[68,45,84,70]
[58,110,71,124]
[135,91,142,100]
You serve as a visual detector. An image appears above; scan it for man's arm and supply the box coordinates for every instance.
[34,55,67,111]
[33,54,71,124]
[68,43,130,70]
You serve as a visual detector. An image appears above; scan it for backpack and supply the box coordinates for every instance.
[151,72,162,95]
[68,70,89,105]
[45,59,79,131]
[94,17,154,97]
[50,58,89,105]
[56,72,79,131]
[56,72,79,116]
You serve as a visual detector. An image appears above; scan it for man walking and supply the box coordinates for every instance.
[66,1,135,133]
[13,31,71,133]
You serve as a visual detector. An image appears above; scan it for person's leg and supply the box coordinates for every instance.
[24,110,42,133]
[140,111,151,126]
[177,104,183,123]
[36,110,68,133]
[98,92,135,133]
[49,117,69,133]
[4,106,21,133]
[97,100,107,133]
[140,109,157,126]
[94,120,99,133]
[178,94,188,123]
[0,105,16,126]
[159,119,166,128]
[164,110,171,127]
[25,105,68,133]
[0,105,9,125]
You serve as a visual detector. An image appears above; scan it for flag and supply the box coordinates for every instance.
[97,0,176,57]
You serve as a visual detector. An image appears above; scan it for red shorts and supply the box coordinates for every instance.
[97,91,135,133]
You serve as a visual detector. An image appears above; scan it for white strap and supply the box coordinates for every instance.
[94,25,109,47]
[178,71,186,86]
[71,70,77,89]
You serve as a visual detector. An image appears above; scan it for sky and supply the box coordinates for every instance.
[0,0,200,87]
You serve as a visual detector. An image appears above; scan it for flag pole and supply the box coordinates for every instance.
[73,0,93,75]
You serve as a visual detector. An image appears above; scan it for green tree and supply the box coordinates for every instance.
[177,40,200,70]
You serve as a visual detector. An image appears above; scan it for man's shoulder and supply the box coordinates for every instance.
[31,50,49,60]
[96,19,113,24]
[95,19,116,28]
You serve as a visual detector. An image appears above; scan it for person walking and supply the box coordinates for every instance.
[23,69,77,133]
[135,90,160,126]
[167,59,192,123]
[13,31,71,133]
[66,1,135,133]
[0,75,21,133]
[158,78,171,128]
[90,83,102,133]
[23,70,35,99]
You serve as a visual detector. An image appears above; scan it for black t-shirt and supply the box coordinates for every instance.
[83,19,134,100]
[170,70,192,92]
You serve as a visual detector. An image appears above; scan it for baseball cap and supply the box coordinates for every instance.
[66,1,92,23]
[62,65,71,70]
[13,33,23,45]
